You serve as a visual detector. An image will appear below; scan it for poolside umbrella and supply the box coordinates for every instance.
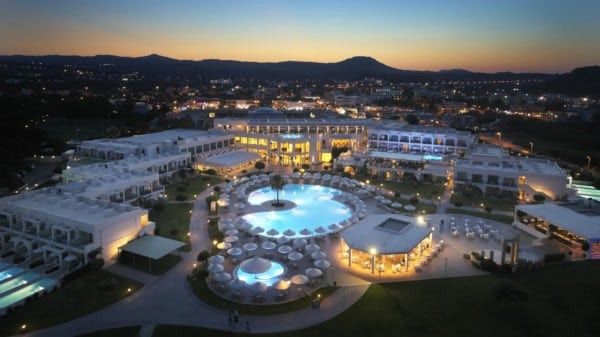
[292,238,307,249]
[225,229,239,236]
[305,243,320,254]
[303,172,312,179]
[381,199,392,205]
[276,236,290,245]
[314,226,327,234]
[238,221,252,231]
[235,202,246,210]
[250,226,265,235]
[208,255,225,264]
[243,242,258,252]
[250,174,259,180]
[228,278,246,289]
[207,263,224,273]
[292,172,301,179]
[224,235,239,243]
[217,241,232,250]
[277,245,293,254]
[266,228,280,236]
[288,251,304,261]
[328,223,341,231]
[391,202,403,209]
[374,195,384,201]
[299,228,313,236]
[291,274,309,285]
[214,272,232,283]
[240,257,272,274]
[404,205,416,211]
[313,173,322,180]
[305,267,323,278]
[283,229,296,237]
[227,247,243,256]
[250,281,268,293]
[314,259,331,269]
[261,241,276,250]
[311,251,327,260]
[221,222,235,231]
[273,279,291,291]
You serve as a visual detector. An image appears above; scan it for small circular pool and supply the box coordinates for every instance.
[234,257,286,286]
[243,184,352,238]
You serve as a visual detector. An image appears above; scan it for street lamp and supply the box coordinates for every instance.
[529,142,533,155]
[369,248,376,274]
[496,131,501,141]
[587,155,591,170]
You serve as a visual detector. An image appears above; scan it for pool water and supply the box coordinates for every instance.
[243,184,351,238]
[0,277,56,311]
[0,272,39,296]
[0,266,24,283]
[235,259,286,286]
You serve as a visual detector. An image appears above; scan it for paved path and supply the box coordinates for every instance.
[21,186,370,337]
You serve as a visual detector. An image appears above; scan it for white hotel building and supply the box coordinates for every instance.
[0,187,154,269]
[454,144,574,200]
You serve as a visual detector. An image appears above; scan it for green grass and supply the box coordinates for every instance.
[153,260,600,337]
[76,326,141,337]
[446,208,515,224]
[0,269,142,336]
[149,203,193,251]
[450,193,517,212]
[383,181,445,199]
[165,175,224,202]
[188,277,337,316]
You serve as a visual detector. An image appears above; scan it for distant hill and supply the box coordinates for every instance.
[545,66,600,97]
[0,54,556,82]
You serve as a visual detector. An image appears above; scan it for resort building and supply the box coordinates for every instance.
[214,115,368,166]
[0,187,154,270]
[513,199,600,259]
[454,144,574,200]
[341,214,433,273]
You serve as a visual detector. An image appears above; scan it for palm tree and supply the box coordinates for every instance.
[269,174,286,207]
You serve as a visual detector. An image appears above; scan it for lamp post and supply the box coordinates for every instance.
[369,248,376,274]
[587,155,591,170]
[529,142,533,155]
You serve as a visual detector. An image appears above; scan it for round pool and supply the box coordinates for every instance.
[234,257,286,286]
[242,184,351,238]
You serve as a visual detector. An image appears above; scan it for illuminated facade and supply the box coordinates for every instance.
[214,117,368,166]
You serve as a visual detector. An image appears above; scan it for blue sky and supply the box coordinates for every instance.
[1,0,599,72]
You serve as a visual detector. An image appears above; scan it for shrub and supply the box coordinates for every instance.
[394,191,401,198]
[544,252,566,263]
[206,169,217,175]
[153,202,165,212]
[493,282,528,302]
[409,196,419,205]
[533,194,546,203]
[98,277,118,291]
[453,201,463,207]
[197,250,210,262]
[213,186,221,193]
[175,194,188,202]
[485,206,493,213]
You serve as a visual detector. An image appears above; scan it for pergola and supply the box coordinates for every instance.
[341,214,432,273]
[118,235,185,273]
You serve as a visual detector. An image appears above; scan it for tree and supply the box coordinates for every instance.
[301,163,310,171]
[254,161,265,172]
[269,174,286,207]
[405,114,419,125]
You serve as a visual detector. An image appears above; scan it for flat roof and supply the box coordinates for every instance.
[119,235,185,260]
[369,151,425,162]
[341,214,431,254]
[516,203,600,239]
[201,151,260,168]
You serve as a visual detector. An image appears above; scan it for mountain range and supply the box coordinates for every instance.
[1,54,599,95]
[0,54,557,82]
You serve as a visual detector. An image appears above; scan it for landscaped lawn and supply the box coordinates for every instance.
[0,269,142,336]
[149,203,193,250]
[450,193,517,212]
[153,260,600,337]
[446,208,515,224]
[165,175,225,202]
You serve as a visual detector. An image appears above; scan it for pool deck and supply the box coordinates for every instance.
[21,174,537,337]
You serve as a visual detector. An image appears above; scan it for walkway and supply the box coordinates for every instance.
[22,186,369,337]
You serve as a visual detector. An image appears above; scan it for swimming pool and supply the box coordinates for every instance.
[0,271,40,296]
[0,266,25,283]
[0,277,57,312]
[243,184,352,238]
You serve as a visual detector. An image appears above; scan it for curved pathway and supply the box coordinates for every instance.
[22,186,370,337]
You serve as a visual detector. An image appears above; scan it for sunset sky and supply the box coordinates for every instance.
[1,0,599,73]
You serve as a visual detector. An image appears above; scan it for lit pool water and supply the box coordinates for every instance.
[235,258,286,286]
[0,267,24,283]
[0,277,56,311]
[243,184,351,238]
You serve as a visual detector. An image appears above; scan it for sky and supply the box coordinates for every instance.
[1,0,599,73]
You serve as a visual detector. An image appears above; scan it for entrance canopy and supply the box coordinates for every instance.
[201,151,260,169]
[119,235,185,260]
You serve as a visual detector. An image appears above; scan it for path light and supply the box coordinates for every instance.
[212,240,218,246]
[193,263,197,268]
[127,287,132,294]
[21,324,27,331]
